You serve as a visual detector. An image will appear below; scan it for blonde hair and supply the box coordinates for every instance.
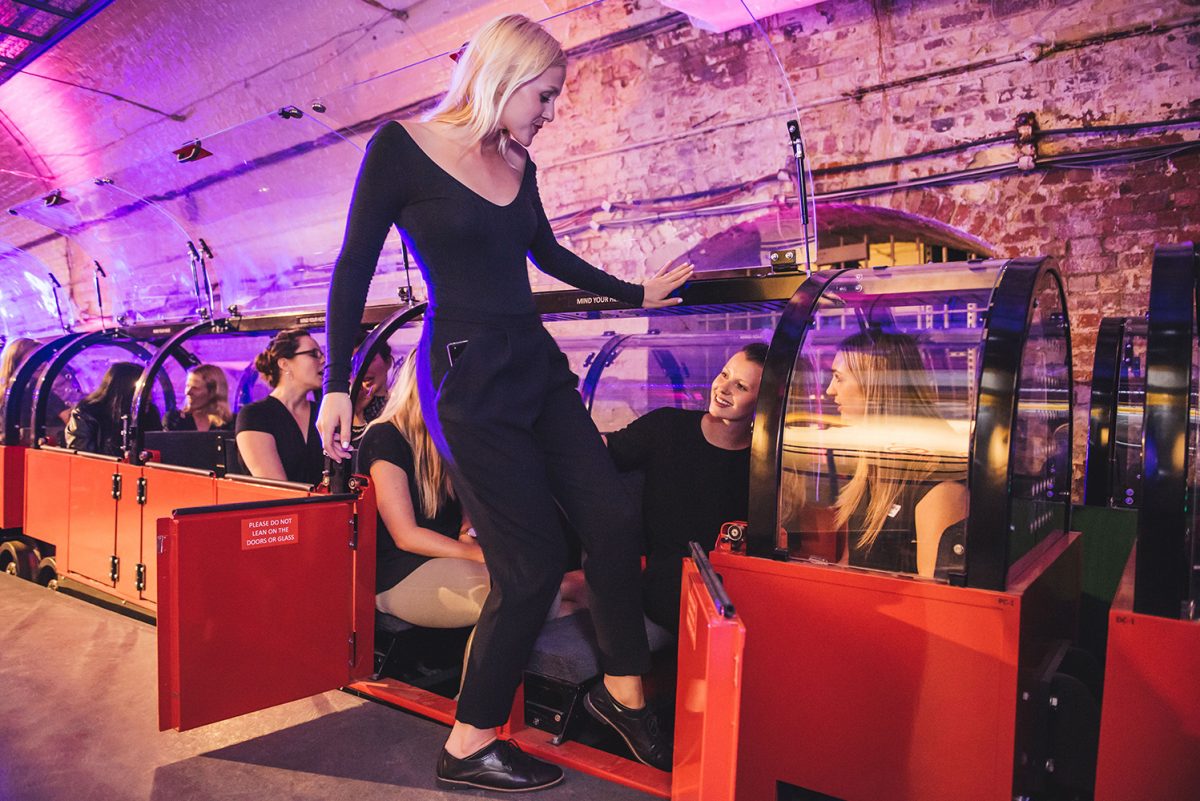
[0,338,40,391]
[832,332,943,551]
[366,351,454,519]
[188,364,233,427]
[424,14,566,156]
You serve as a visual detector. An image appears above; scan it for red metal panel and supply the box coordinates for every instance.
[157,496,370,732]
[0,445,25,529]
[136,466,217,604]
[214,479,309,506]
[672,559,745,801]
[23,448,72,551]
[712,550,1023,801]
[67,455,120,586]
[1095,554,1200,801]
[114,464,144,603]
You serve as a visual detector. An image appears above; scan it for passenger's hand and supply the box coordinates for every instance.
[642,261,693,308]
[317,391,353,462]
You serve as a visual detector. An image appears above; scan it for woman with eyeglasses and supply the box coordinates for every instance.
[235,327,326,485]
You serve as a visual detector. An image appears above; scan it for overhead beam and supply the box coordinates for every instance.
[14,0,79,18]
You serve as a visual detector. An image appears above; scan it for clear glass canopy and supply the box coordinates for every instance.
[771,260,1071,585]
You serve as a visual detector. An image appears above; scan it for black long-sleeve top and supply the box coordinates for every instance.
[324,121,644,394]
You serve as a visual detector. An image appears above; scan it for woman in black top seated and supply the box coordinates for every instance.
[358,351,489,627]
[166,364,234,432]
[825,330,967,577]
[65,361,160,456]
[606,343,766,634]
[235,328,325,485]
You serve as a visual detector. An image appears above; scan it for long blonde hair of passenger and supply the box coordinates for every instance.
[833,332,943,552]
[0,338,40,390]
[366,352,453,519]
[424,14,566,156]
[188,364,233,428]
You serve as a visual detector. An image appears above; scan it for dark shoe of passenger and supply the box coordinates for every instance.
[583,682,673,771]
[436,739,564,793]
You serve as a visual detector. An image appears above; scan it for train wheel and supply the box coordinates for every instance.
[1,541,37,580]
[35,557,58,591]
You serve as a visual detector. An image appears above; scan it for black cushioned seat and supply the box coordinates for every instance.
[526,609,674,685]
[376,610,415,635]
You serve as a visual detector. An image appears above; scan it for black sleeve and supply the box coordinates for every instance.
[65,406,98,453]
[355,423,415,476]
[605,408,665,471]
[235,400,276,436]
[527,161,644,308]
[324,122,409,394]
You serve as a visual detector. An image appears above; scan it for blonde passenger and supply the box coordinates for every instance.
[358,353,489,628]
[826,330,968,578]
[166,364,233,432]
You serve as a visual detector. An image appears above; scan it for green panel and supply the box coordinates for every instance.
[1071,504,1138,662]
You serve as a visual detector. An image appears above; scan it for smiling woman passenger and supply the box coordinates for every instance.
[606,342,768,633]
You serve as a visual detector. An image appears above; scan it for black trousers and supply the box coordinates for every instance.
[418,311,651,728]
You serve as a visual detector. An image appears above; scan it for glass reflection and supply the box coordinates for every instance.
[778,263,999,580]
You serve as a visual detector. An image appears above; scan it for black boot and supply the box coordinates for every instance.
[436,739,564,792]
[584,681,672,771]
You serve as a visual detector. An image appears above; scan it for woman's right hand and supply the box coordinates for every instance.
[317,391,353,462]
[642,261,693,309]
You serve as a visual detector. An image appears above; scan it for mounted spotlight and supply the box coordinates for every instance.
[42,190,68,207]
[174,141,213,163]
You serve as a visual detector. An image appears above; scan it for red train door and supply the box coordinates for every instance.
[671,546,746,801]
[157,490,377,732]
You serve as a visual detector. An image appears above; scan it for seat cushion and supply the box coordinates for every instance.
[526,609,674,685]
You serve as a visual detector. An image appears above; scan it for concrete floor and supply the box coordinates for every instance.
[0,575,653,801]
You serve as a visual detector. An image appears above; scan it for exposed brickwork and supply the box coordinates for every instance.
[531,0,1200,497]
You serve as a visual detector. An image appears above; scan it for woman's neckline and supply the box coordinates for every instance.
[699,411,751,452]
[397,121,529,208]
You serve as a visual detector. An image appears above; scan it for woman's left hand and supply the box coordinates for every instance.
[642,261,693,308]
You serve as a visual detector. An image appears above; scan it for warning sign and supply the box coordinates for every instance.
[241,513,299,550]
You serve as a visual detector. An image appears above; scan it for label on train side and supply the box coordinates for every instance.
[241,513,299,550]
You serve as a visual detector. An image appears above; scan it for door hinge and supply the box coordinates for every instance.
[111,472,122,500]
[349,515,358,549]
[109,554,119,583]
[136,476,147,505]
[135,563,146,592]
[348,631,357,667]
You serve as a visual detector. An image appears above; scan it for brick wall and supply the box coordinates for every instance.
[532,0,1200,496]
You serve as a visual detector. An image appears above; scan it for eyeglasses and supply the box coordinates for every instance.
[294,348,325,361]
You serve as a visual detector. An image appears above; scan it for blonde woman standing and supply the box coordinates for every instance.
[319,14,687,791]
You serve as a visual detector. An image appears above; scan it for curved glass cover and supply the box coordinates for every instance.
[1006,271,1072,563]
[9,177,197,326]
[112,111,368,318]
[776,262,1002,579]
[31,336,171,449]
[0,238,73,339]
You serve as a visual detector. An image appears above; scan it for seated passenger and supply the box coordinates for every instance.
[165,364,234,432]
[606,342,767,634]
[0,337,39,424]
[350,335,393,446]
[235,328,325,485]
[357,351,489,627]
[65,362,160,456]
[825,330,968,577]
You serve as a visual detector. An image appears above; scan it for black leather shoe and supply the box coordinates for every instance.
[436,739,564,793]
[584,682,672,771]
